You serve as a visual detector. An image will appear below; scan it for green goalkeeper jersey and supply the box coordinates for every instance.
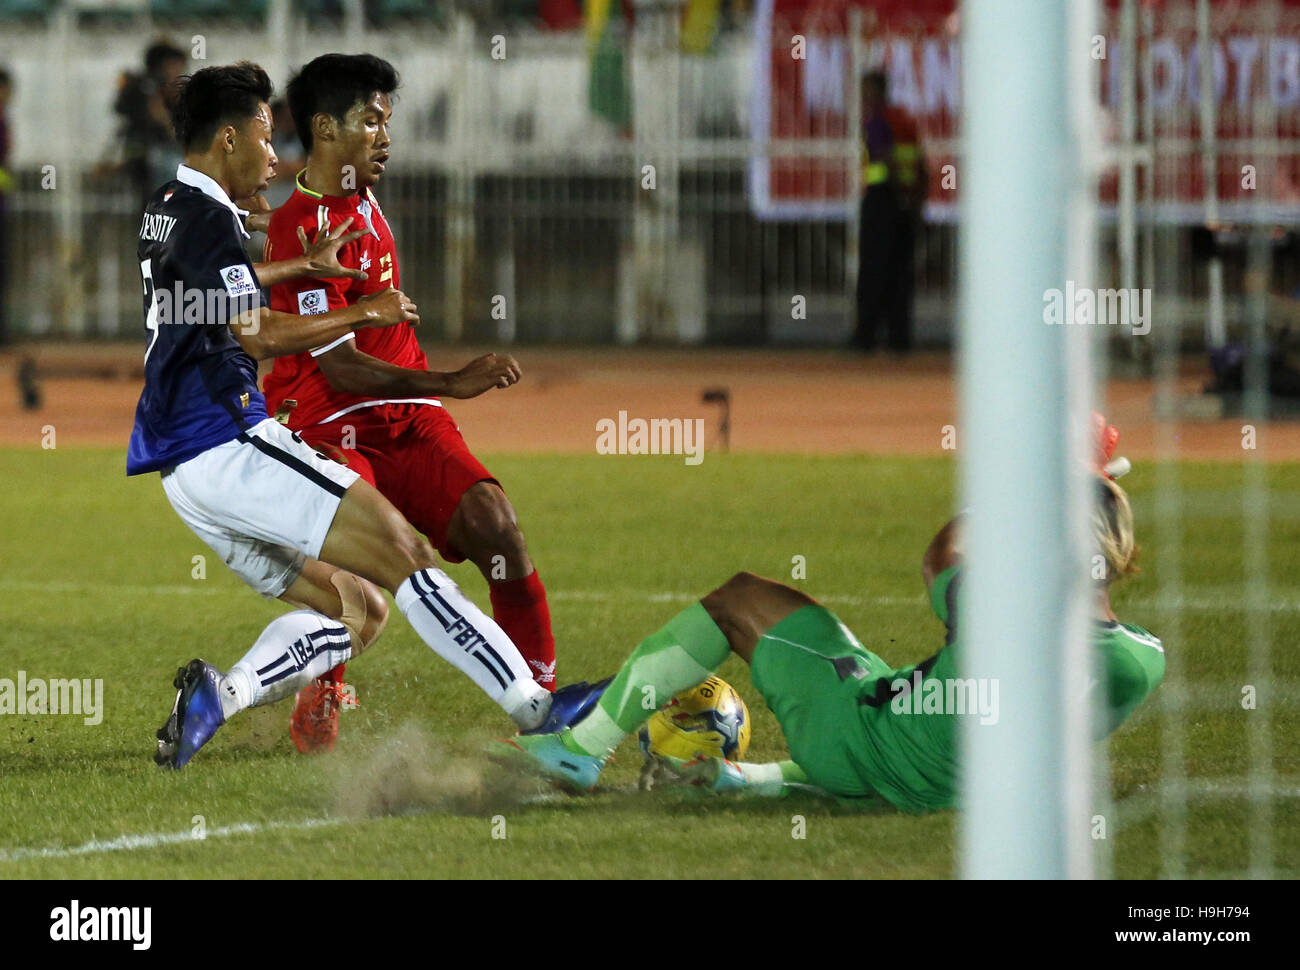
[850,566,1166,812]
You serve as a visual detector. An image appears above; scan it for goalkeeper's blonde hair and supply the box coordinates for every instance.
[1093,475,1138,584]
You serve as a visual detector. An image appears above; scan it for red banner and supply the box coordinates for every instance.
[749,0,1300,223]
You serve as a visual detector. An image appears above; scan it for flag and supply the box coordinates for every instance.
[586,0,631,128]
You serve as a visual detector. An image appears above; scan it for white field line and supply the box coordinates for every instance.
[4,778,1294,864]
[0,792,563,864]
[2,583,1295,858]
[0,815,350,863]
[6,579,1300,614]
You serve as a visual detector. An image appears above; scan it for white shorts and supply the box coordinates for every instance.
[161,418,361,598]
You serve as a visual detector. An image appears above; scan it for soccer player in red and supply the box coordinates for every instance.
[262,54,558,752]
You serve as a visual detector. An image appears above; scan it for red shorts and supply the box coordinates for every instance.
[298,402,496,563]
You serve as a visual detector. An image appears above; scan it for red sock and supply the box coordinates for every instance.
[325,663,346,685]
[489,570,557,691]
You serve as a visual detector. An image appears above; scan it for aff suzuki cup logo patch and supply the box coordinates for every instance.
[220,264,259,298]
[298,288,328,315]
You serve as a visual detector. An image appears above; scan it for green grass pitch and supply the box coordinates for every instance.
[0,447,1296,878]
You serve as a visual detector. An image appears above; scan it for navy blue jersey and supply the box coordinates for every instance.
[127,170,269,475]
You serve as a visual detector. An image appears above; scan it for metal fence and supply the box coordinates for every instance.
[1,1,1298,348]
[0,3,959,346]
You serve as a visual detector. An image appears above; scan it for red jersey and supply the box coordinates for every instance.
[262,171,431,428]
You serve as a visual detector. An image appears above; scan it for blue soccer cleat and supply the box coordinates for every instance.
[154,659,226,769]
[522,675,613,736]
[488,729,608,793]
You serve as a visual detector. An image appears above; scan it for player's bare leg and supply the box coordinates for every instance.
[315,476,433,589]
[281,558,389,647]
[700,572,817,665]
[317,477,552,730]
[447,481,557,690]
[492,572,799,784]
[158,485,550,768]
[493,571,815,791]
[568,571,812,750]
[156,563,382,769]
[447,481,533,579]
[224,566,381,710]
[279,559,388,753]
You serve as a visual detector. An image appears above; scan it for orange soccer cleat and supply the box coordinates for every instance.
[290,667,352,754]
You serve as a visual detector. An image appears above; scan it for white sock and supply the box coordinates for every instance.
[736,762,786,797]
[220,610,353,719]
[395,567,550,730]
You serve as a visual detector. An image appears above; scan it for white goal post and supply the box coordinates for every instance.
[958,0,1101,879]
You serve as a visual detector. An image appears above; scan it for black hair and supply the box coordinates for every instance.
[169,62,273,153]
[863,70,888,96]
[0,67,11,88]
[286,53,399,153]
[145,40,186,77]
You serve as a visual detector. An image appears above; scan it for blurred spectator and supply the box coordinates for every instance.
[112,39,187,205]
[853,70,927,353]
[0,67,12,345]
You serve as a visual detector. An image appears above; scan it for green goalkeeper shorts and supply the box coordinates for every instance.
[749,605,893,798]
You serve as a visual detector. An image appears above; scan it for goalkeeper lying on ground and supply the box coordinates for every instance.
[493,444,1164,812]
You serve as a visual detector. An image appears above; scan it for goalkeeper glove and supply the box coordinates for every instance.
[639,753,749,794]
[1093,411,1131,479]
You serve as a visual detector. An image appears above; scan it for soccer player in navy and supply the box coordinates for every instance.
[134,63,601,768]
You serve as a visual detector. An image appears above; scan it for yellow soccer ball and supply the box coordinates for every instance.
[637,675,751,763]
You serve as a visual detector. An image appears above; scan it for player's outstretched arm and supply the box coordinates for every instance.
[250,216,370,289]
[315,341,521,399]
[232,286,419,361]
[732,759,828,796]
[643,753,826,798]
